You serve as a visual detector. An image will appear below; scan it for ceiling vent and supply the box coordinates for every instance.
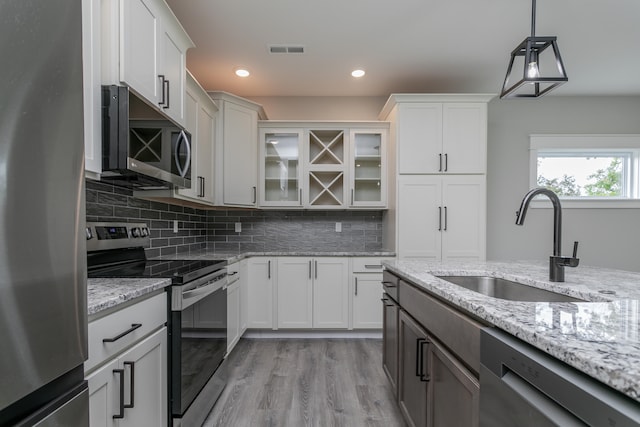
[269,45,305,54]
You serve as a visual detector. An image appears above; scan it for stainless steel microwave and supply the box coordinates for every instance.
[100,85,191,190]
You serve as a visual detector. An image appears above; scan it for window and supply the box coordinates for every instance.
[529,135,640,208]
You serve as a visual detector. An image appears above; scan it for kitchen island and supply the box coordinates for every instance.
[383,259,640,403]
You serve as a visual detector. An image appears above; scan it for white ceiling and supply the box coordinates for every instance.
[165,0,640,98]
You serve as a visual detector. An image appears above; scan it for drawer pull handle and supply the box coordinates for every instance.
[364,264,381,269]
[382,281,397,288]
[113,369,125,419]
[103,323,142,343]
[228,271,239,276]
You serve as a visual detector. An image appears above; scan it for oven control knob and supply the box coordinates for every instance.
[85,228,93,240]
[142,227,150,237]
[131,227,141,238]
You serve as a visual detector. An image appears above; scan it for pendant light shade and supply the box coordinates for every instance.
[500,0,568,99]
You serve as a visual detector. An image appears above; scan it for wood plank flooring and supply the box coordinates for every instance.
[202,338,406,427]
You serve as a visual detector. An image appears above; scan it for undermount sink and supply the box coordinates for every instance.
[436,275,586,303]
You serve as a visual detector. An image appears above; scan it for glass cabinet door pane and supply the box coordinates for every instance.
[264,133,300,203]
[353,133,382,203]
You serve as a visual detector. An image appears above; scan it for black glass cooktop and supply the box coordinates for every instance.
[88,247,227,285]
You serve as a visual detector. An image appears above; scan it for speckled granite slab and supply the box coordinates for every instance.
[382,259,640,403]
[87,278,171,316]
[154,250,396,263]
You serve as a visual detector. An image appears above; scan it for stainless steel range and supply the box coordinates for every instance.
[86,222,228,427]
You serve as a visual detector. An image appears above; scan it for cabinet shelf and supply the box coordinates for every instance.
[265,177,298,181]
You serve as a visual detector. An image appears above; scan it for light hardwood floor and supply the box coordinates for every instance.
[202,338,406,427]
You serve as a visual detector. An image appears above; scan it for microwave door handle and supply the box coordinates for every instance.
[181,130,191,178]
[173,130,191,178]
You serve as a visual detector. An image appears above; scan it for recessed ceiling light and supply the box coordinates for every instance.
[235,68,250,78]
[351,69,365,78]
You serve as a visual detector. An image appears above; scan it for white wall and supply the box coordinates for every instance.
[247,96,387,121]
[487,96,640,272]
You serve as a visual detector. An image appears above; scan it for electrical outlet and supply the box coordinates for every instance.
[235,222,242,233]
[173,220,179,233]
[335,222,342,232]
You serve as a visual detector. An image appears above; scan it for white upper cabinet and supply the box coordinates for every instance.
[119,0,161,105]
[442,103,488,174]
[350,129,387,207]
[384,95,491,175]
[258,122,388,209]
[210,92,266,208]
[176,73,217,203]
[305,128,348,208]
[259,129,304,207]
[103,0,194,126]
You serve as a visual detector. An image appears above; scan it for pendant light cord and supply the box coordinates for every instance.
[531,0,536,37]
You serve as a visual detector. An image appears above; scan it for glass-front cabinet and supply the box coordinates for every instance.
[258,122,388,209]
[259,129,303,207]
[350,129,386,207]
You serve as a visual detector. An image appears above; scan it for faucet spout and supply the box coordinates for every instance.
[515,188,579,282]
[515,187,562,257]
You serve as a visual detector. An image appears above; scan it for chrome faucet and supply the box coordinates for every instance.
[515,188,579,282]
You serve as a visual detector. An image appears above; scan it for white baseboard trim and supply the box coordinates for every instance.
[242,329,382,339]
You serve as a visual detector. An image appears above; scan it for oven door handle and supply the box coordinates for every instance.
[174,279,225,311]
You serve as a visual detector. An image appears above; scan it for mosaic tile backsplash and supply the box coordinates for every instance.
[86,180,383,256]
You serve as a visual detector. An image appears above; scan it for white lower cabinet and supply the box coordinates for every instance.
[86,293,167,427]
[275,257,349,329]
[313,258,349,328]
[87,327,167,427]
[246,256,392,331]
[352,274,385,329]
[226,261,242,354]
[351,257,394,329]
[247,257,275,328]
[276,258,313,328]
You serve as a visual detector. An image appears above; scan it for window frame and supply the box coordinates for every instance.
[529,134,640,209]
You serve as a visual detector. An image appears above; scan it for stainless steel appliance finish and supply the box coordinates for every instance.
[480,328,640,427]
[101,85,192,190]
[0,0,89,425]
[170,269,227,427]
[437,275,586,302]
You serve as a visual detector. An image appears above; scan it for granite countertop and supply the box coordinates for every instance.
[382,259,640,402]
[87,277,171,317]
[154,250,396,263]
[87,251,393,317]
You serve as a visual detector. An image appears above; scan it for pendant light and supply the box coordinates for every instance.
[500,0,568,99]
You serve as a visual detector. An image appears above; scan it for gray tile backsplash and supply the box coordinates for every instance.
[207,210,383,253]
[86,180,209,258]
[86,180,383,255]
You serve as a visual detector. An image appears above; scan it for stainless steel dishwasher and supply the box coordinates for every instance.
[480,328,640,427]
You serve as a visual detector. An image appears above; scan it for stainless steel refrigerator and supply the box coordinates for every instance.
[0,0,89,425]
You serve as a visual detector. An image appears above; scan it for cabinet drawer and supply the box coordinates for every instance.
[399,280,483,374]
[352,257,393,273]
[382,270,399,302]
[86,292,166,373]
